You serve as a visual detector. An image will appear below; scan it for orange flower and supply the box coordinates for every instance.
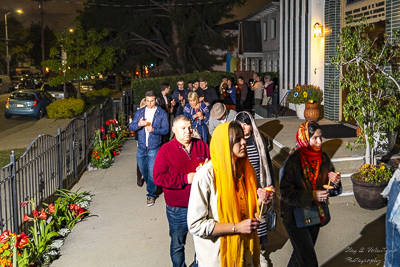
[38,209,47,220]
[0,231,9,243]
[48,203,56,214]
[23,214,33,222]
[16,233,29,249]
[2,243,9,250]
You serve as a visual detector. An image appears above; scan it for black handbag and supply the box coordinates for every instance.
[265,198,277,231]
[293,206,320,228]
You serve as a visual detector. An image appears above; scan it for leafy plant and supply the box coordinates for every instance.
[331,16,400,165]
[287,84,323,104]
[46,98,85,118]
[353,163,393,184]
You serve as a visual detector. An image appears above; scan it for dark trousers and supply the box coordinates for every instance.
[283,217,320,267]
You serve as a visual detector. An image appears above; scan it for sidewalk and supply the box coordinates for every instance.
[51,137,387,267]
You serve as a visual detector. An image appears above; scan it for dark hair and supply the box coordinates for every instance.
[193,79,199,83]
[222,75,227,79]
[228,121,245,177]
[229,77,235,83]
[235,112,252,126]
[307,121,321,138]
[199,77,207,83]
[173,115,192,126]
[238,76,244,81]
[188,81,193,84]
[145,90,156,97]
[177,78,184,83]
[160,83,170,91]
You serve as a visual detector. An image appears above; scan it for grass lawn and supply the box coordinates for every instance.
[0,149,26,169]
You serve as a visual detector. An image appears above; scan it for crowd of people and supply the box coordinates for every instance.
[129,77,342,267]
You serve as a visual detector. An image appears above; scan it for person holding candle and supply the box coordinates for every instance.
[187,121,273,267]
[154,115,210,267]
[279,121,342,266]
[184,92,210,143]
[235,111,274,267]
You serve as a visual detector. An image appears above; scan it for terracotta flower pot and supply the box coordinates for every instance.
[351,174,388,210]
[304,102,320,121]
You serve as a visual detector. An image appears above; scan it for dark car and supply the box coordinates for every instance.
[80,80,104,92]
[5,90,55,119]
[40,82,77,100]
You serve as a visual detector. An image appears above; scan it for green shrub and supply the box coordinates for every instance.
[85,88,113,98]
[46,98,85,118]
[131,71,236,103]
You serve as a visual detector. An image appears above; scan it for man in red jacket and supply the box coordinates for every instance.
[153,115,210,267]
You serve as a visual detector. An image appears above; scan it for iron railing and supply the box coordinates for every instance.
[0,97,116,234]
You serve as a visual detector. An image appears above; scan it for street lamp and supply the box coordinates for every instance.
[4,9,22,76]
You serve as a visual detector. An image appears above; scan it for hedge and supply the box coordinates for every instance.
[130,71,236,103]
[46,98,86,118]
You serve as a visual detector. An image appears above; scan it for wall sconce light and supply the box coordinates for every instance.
[313,22,323,37]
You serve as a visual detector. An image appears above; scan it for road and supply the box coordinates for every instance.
[0,93,37,133]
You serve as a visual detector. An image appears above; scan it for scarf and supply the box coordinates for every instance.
[235,111,272,187]
[295,122,326,223]
[210,122,260,267]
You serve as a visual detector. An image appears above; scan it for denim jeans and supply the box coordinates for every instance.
[166,205,190,267]
[136,147,158,198]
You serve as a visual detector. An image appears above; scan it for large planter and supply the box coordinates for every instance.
[351,174,388,210]
[304,102,320,121]
[295,104,305,120]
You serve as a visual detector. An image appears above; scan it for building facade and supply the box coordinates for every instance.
[237,2,280,73]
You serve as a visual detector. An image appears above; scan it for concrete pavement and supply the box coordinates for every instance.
[50,123,388,266]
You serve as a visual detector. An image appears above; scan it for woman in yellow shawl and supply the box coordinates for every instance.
[187,121,273,267]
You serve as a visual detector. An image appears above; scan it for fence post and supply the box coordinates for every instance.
[84,112,88,167]
[10,151,18,234]
[57,126,63,189]
[72,119,77,181]
[100,103,104,127]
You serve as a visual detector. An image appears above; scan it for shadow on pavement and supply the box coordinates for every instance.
[321,213,386,267]
[259,120,284,140]
[323,139,343,159]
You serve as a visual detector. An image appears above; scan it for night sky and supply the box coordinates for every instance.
[1,0,273,31]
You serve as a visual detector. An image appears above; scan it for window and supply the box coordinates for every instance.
[263,21,268,41]
[271,18,277,39]
[270,60,273,72]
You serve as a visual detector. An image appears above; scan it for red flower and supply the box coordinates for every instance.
[0,230,10,243]
[38,209,47,220]
[111,132,116,138]
[105,120,111,125]
[32,210,39,218]
[16,233,29,249]
[23,214,33,222]
[48,203,55,214]
[100,127,105,133]
[20,201,29,208]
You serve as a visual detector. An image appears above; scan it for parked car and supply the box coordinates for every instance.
[40,82,77,99]
[5,90,55,119]
[80,80,103,92]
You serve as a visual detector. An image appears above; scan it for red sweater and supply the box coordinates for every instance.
[153,138,210,208]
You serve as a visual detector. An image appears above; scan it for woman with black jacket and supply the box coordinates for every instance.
[280,121,342,266]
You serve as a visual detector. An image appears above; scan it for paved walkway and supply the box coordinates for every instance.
[51,137,387,267]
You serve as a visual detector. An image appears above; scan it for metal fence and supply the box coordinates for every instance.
[0,97,116,234]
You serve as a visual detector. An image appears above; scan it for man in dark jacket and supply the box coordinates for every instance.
[157,83,173,144]
[196,77,218,109]
[129,90,169,207]
[170,78,189,116]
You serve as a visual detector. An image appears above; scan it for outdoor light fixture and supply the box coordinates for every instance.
[313,22,323,37]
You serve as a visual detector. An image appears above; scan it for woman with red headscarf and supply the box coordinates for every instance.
[279,121,342,266]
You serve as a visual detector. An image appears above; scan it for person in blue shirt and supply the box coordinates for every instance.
[170,78,189,116]
[184,92,210,143]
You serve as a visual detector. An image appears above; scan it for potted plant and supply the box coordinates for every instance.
[331,16,400,209]
[351,163,393,209]
[286,84,323,120]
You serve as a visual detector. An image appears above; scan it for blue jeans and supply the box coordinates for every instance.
[385,179,400,267]
[166,205,190,267]
[136,147,158,198]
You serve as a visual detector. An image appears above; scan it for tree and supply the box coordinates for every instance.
[331,17,400,165]
[42,21,118,98]
[0,17,33,75]
[78,0,245,74]
[27,22,57,68]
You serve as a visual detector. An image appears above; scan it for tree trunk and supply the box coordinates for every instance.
[171,20,186,74]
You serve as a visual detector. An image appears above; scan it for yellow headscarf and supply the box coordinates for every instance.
[210,122,260,267]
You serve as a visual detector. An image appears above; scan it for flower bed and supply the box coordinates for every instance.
[90,118,128,169]
[0,189,92,266]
